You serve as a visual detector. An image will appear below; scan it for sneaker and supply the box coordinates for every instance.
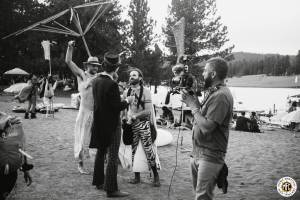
[78,165,90,175]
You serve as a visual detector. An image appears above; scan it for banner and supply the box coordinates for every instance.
[41,40,51,60]
[172,17,185,63]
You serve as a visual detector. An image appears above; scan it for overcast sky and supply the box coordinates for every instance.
[121,0,300,55]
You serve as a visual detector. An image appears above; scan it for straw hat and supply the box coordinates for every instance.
[83,56,101,66]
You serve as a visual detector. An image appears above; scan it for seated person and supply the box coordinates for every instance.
[287,101,297,113]
[235,111,251,131]
[249,112,261,133]
[161,106,174,123]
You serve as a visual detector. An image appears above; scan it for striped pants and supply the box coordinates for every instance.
[131,120,156,169]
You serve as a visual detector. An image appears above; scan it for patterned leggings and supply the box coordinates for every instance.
[131,120,156,168]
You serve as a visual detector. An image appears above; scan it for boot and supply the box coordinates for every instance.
[153,175,161,187]
[151,166,160,187]
[24,112,29,119]
[128,172,140,184]
[30,112,37,119]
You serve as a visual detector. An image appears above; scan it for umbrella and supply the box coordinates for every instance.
[3,83,28,93]
[281,110,300,123]
[4,68,29,75]
[2,0,114,57]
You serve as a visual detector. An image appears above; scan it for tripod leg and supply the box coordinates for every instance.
[45,101,49,118]
[51,99,54,118]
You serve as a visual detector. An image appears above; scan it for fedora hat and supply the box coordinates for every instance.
[83,56,101,66]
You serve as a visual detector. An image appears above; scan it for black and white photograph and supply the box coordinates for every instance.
[0,0,299,199]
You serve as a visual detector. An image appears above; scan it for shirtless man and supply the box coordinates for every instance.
[65,41,100,174]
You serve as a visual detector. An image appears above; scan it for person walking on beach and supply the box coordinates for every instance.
[123,68,160,187]
[65,40,100,174]
[182,57,233,200]
[90,52,133,198]
[42,75,58,115]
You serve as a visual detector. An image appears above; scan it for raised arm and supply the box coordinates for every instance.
[65,41,85,80]
[52,80,58,91]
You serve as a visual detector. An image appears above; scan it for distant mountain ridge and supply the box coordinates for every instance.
[232,52,295,62]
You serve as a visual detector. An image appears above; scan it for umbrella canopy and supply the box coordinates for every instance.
[4,83,28,93]
[281,110,300,123]
[290,94,300,98]
[4,68,29,75]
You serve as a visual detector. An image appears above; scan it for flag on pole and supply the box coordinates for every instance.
[41,40,51,60]
[172,17,185,63]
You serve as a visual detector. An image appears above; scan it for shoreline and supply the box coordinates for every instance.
[226,74,300,88]
[227,85,300,89]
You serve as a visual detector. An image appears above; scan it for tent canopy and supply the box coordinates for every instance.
[4,68,29,75]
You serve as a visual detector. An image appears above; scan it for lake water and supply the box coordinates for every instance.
[150,86,300,112]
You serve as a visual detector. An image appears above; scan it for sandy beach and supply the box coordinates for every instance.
[0,96,299,200]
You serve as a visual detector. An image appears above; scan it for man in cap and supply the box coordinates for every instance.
[123,68,161,187]
[65,41,101,174]
[182,57,233,200]
[90,52,133,198]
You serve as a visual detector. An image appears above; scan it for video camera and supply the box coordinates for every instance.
[170,55,202,96]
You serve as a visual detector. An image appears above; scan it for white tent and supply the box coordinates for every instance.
[4,68,29,75]
[4,83,28,93]
[281,110,300,123]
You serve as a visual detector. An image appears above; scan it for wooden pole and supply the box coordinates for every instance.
[49,44,52,75]
[49,59,52,75]
[81,35,91,57]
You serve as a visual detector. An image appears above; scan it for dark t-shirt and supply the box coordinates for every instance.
[235,116,250,131]
[192,86,233,163]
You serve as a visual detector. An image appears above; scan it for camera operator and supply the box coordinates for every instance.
[181,57,233,200]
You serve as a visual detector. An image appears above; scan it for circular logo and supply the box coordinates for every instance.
[277,177,297,197]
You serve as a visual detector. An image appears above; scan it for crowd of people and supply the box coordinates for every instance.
[235,111,261,133]
[1,40,235,200]
[13,74,59,119]
[64,40,233,199]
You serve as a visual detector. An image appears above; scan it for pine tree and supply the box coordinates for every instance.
[126,0,155,73]
[295,50,300,74]
[0,0,49,74]
[164,0,234,64]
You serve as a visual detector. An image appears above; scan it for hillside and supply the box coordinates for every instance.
[226,74,300,88]
[232,52,295,62]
